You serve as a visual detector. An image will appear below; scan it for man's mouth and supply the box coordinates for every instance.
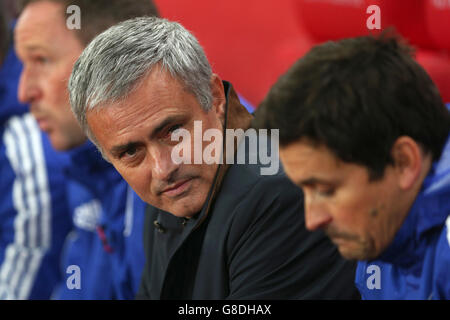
[161,178,194,198]
[36,118,50,131]
[328,232,359,245]
[32,111,51,132]
[330,236,348,245]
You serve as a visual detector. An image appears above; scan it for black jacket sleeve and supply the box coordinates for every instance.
[225,175,360,299]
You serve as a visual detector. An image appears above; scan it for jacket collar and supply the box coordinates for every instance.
[193,81,253,228]
[65,139,121,189]
[376,134,450,271]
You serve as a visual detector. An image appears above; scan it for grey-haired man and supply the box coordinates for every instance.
[69,16,360,299]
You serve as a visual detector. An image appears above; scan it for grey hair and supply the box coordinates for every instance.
[69,16,213,144]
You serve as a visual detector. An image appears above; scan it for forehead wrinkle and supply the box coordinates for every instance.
[96,95,183,148]
[111,71,194,128]
[89,66,201,154]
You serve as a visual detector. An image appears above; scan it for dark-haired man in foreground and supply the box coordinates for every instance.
[253,34,450,299]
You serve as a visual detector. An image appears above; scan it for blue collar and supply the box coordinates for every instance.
[65,140,121,187]
[376,134,450,271]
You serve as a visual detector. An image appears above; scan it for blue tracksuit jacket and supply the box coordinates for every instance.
[54,141,146,299]
[356,126,450,299]
[0,41,72,299]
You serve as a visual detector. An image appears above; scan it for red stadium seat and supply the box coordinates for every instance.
[294,0,450,101]
[154,0,313,106]
[153,0,450,105]
[425,0,450,51]
[416,49,450,102]
[293,0,434,48]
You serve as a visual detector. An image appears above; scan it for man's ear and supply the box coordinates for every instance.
[209,74,226,123]
[391,136,425,190]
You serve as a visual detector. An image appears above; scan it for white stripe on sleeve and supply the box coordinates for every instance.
[0,114,51,299]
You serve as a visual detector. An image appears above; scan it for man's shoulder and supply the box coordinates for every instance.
[436,214,450,251]
[65,141,126,200]
[221,159,302,207]
[434,214,450,272]
[239,171,302,211]
[427,214,450,299]
[208,163,304,246]
[355,216,450,299]
[3,113,42,154]
[2,112,69,184]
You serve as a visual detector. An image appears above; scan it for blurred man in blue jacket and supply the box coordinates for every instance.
[0,2,72,299]
[253,33,450,299]
[15,0,159,299]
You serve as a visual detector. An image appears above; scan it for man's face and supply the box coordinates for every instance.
[280,140,405,260]
[87,68,226,218]
[15,1,86,150]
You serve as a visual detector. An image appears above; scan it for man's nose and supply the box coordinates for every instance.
[149,146,179,181]
[304,197,332,231]
[18,67,40,104]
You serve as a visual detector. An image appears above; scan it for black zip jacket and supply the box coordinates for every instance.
[136,82,360,299]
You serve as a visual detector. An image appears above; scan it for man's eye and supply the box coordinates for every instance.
[164,124,183,139]
[317,187,335,197]
[34,56,49,65]
[120,146,138,158]
[168,124,182,133]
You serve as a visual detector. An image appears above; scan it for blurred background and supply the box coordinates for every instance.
[152,0,450,106]
[2,0,450,107]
